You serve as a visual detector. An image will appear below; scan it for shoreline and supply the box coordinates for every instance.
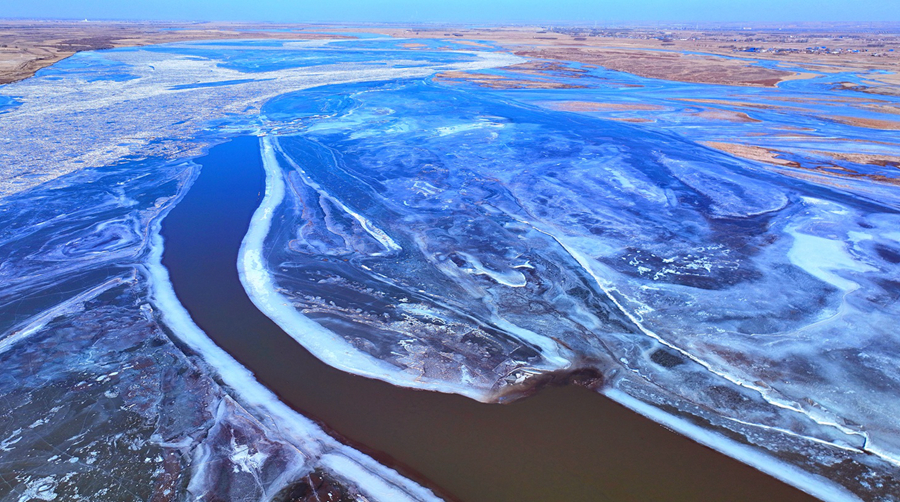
[3,21,898,87]
[241,134,856,502]
[156,135,824,502]
[147,143,444,502]
[2,29,898,501]
[0,21,351,85]
[238,136,500,402]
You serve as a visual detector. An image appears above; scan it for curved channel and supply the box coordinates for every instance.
[159,136,818,502]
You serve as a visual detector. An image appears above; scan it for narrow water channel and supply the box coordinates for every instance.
[160,136,818,502]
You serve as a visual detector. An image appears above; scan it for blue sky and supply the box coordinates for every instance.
[2,0,899,23]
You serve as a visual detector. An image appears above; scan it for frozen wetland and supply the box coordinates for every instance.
[1,37,899,501]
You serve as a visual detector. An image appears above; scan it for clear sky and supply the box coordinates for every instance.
[2,0,899,24]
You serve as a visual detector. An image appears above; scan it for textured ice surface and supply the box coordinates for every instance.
[246,72,900,499]
[2,36,900,501]
[0,151,441,501]
[0,39,521,501]
[0,39,518,197]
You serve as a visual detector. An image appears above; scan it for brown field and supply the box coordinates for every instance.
[865,73,900,86]
[824,115,900,130]
[858,103,900,115]
[834,81,900,97]
[702,141,799,166]
[504,60,590,79]
[691,109,762,122]
[777,71,821,82]
[513,47,797,87]
[702,141,900,186]
[0,20,348,85]
[731,94,900,116]
[371,25,899,88]
[3,21,899,92]
[812,150,900,167]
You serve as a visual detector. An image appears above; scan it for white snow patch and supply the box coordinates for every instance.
[435,120,503,137]
[787,230,875,292]
[229,437,269,474]
[0,429,23,452]
[17,476,59,502]
[455,252,527,288]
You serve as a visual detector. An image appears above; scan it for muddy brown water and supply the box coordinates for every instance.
[160,136,819,502]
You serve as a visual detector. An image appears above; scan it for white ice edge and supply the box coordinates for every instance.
[486,205,897,497]
[147,195,441,502]
[238,135,494,402]
[0,275,126,356]
[511,212,896,462]
[272,137,567,368]
[604,389,863,502]
[240,136,874,501]
[456,251,528,288]
[270,137,401,253]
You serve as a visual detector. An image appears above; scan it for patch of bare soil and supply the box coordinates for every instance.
[0,21,348,84]
[691,109,762,122]
[513,48,797,87]
[824,115,900,130]
[703,141,900,186]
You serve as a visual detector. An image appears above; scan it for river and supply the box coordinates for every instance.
[159,136,817,502]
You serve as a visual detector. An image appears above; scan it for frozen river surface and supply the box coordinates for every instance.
[0,38,899,501]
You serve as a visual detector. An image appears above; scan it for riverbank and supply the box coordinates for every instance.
[3,21,898,86]
[0,20,347,84]
[158,135,823,502]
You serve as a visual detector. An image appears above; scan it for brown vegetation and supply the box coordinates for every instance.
[824,115,900,130]
[812,150,900,167]
[691,109,762,122]
[4,22,899,95]
[834,81,900,97]
[702,142,799,166]
[503,60,591,79]
[0,20,348,85]
[513,47,797,87]
[702,141,900,186]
